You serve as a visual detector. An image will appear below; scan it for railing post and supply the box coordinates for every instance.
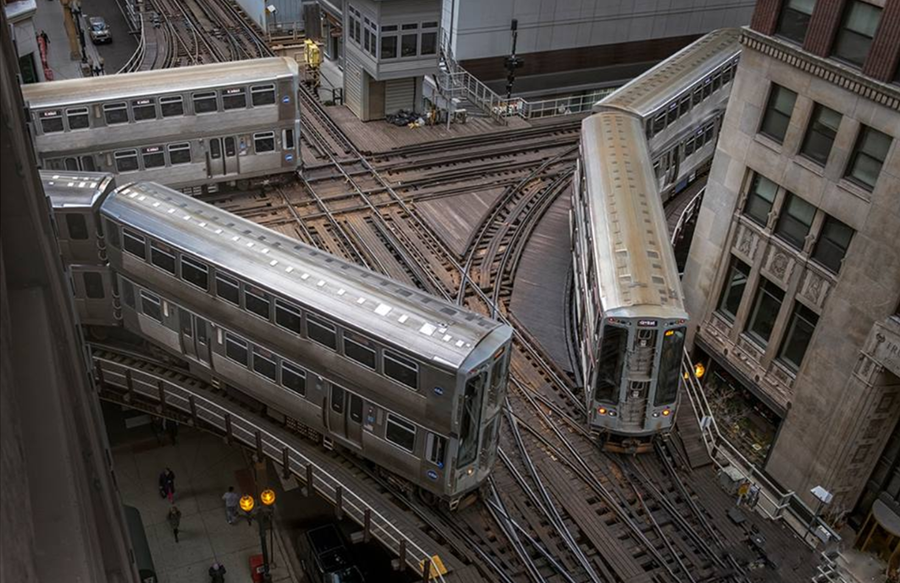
[398,540,407,572]
[335,486,343,520]
[363,509,371,543]
[282,447,291,481]
[125,369,134,402]
[189,395,198,427]
[224,413,233,445]
[94,362,106,393]
[421,557,431,582]
[255,430,264,462]
[306,464,314,497]
[157,379,166,412]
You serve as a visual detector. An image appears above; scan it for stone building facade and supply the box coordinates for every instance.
[682,0,900,522]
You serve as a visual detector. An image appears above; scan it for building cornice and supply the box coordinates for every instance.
[741,27,900,111]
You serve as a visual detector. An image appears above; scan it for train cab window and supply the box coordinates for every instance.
[181,256,208,290]
[123,228,146,259]
[281,361,306,396]
[40,110,64,133]
[254,132,276,153]
[192,91,218,114]
[215,272,240,305]
[775,192,815,250]
[222,87,247,110]
[717,257,751,322]
[105,219,120,247]
[743,173,777,227]
[66,107,90,130]
[384,350,418,389]
[160,96,184,117]
[65,213,89,240]
[224,333,248,366]
[283,129,295,150]
[168,143,192,165]
[307,314,337,350]
[343,331,376,369]
[140,290,162,322]
[252,347,277,382]
[132,98,157,121]
[426,433,446,467]
[103,102,129,125]
[385,414,416,453]
[150,241,176,275]
[275,299,302,334]
[244,285,271,320]
[595,325,627,402]
[251,84,276,106]
[141,146,166,169]
[83,272,105,299]
[654,327,685,406]
[115,150,139,172]
[458,372,485,467]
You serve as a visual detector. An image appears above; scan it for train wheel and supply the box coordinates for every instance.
[417,487,438,507]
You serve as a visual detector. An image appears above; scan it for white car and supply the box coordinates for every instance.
[88,17,111,44]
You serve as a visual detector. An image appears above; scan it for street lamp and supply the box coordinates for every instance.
[241,489,277,583]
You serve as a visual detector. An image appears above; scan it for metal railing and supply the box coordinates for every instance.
[118,10,146,73]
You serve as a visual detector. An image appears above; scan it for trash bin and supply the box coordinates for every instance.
[249,554,265,583]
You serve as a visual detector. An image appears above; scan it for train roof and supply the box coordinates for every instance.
[596,28,741,117]
[580,112,686,317]
[22,58,298,109]
[42,170,116,209]
[100,182,506,368]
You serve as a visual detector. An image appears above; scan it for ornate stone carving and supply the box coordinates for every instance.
[799,270,832,309]
[762,245,794,285]
[770,251,788,279]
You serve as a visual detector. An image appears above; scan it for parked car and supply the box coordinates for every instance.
[301,525,365,583]
[88,17,111,44]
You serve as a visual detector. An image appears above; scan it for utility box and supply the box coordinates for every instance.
[718,466,746,496]
[249,554,265,583]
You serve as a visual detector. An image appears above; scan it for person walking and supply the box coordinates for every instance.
[167,506,182,543]
[39,30,49,46]
[209,562,226,583]
[162,467,176,503]
[222,486,240,525]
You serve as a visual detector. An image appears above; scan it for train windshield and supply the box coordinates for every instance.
[654,327,685,406]
[595,324,627,402]
[458,371,486,468]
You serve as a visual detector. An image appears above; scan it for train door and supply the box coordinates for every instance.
[207,137,239,177]
[179,310,211,366]
[223,136,239,175]
[179,308,197,360]
[328,384,363,448]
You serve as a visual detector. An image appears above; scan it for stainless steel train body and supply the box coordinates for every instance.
[595,28,741,200]
[571,112,689,450]
[24,59,300,194]
[44,172,512,505]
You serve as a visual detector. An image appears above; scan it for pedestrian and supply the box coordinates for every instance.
[162,467,175,503]
[167,506,182,543]
[91,61,101,77]
[98,56,105,74]
[164,418,179,445]
[209,562,227,583]
[39,30,49,46]
[747,483,761,509]
[222,486,240,525]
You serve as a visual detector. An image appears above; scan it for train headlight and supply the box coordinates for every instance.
[661,409,671,417]
[598,407,607,415]
[467,467,474,476]
[608,410,617,417]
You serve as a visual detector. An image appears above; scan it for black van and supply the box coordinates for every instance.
[302,524,365,583]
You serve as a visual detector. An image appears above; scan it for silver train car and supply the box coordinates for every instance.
[44,172,512,507]
[24,59,300,195]
[595,28,741,200]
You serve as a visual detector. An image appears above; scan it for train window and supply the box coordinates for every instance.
[275,299,302,334]
[652,113,666,135]
[350,394,363,423]
[743,173,778,227]
[307,314,337,350]
[778,303,819,371]
[150,241,176,274]
[712,71,723,92]
[181,256,208,290]
[65,157,79,171]
[104,219,120,248]
[703,124,714,144]
[103,102,129,125]
[193,92,218,114]
[244,285,271,320]
[745,278,785,346]
[344,332,376,369]
[141,146,166,169]
[65,214,89,240]
[384,350,418,389]
[281,361,306,396]
[210,139,222,160]
[40,110,64,133]
[283,129,295,150]
[685,136,696,157]
[489,351,508,394]
[115,150,139,172]
[168,143,192,165]
[140,290,162,322]
[717,257,751,322]
[775,192,815,250]
[654,327,685,406]
[722,64,733,85]
[132,98,157,121]
[702,79,713,99]
[385,414,416,453]
[215,273,240,305]
[83,272,105,299]
[160,96,184,117]
[121,279,135,308]
[254,132,276,153]
[81,156,96,171]
[222,88,247,110]
[225,137,236,156]
[225,333,248,366]
[667,104,678,125]
[66,107,90,130]
[595,325,626,402]
[678,96,691,117]
[123,228,146,259]
[251,84,276,106]
[692,86,703,106]
[458,373,485,467]
[252,348,277,382]
[812,215,853,273]
[426,433,446,467]
[331,385,345,414]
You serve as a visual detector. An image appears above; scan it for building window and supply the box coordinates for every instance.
[281,361,306,396]
[222,87,247,110]
[744,173,778,227]
[132,98,157,121]
[421,31,437,56]
[115,150,139,172]
[168,143,192,165]
[141,146,166,169]
[832,1,882,67]
[759,84,797,143]
[181,256,208,290]
[66,107,90,130]
[401,34,417,57]
[380,36,397,59]
[307,314,337,350]
[812,216,853,273]
[845,126,892,191]
[778,303,819,371]
[801,103,841,165]
[140,290,162,322]
[384,350,418,389]
[216,273,240,305]
[193,91,218,114]
[774,192,816,250]
[104,102,129,125]
[344,332,376,369]
[746,279,785,347]
[244,285,271,320]
[225,333,248,366]
[252,348,277,382]
[776,0,815,44]
[275,299,302,334]
[66,214,89,240]
[253,132,275,153]
[150,241,176,274]
[717,257,751,322]
[385,414,416,453]
[160,96,184,117]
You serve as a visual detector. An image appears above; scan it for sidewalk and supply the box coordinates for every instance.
[110,421,296,583]
[32,0,85,80]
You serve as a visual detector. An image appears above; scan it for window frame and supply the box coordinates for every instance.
[774,192,816,251]
[745,278,786,347]
[800,103,842,166]
[384,349,418,389]
[385,413,416,453]
[244,284,271,320]
[131,98,157,122]
[83,272,105,299]
[717,257,751,323]
[777,302,819,372]
[160,95,184,117]
[776,0,816,45]
[307,313,337,350]
[812,215,853,274]
[167,142,192,165]
[743,173,778,227]
[181,255,209,291]
[66,107,90,131]
[252,347,277,382]
[65,213,89,240]
[192,91,219,114]
[140,290,162,322]
[216,272,240,305]
[832,0,882,68]
[845,125,892,191]
[39,110,64,133]
[343,332,376,370]
[103,102,129,125]
[114,149,140,173]
[281,361,306,396]
[150,240,176,275]
[253,131,276,154]
[224,332,249,366]
[141,145,166,169]
[758,83,797,143]
[123,227,146,259]
[222,87,248,110]
[251,84,276,106]
[275,298,302,334]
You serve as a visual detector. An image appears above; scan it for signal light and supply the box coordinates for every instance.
[598,407,607,415]
[662,409,671,417]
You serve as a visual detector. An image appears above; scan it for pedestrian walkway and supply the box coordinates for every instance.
[32,0,85,80]
[111,423,296,583]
